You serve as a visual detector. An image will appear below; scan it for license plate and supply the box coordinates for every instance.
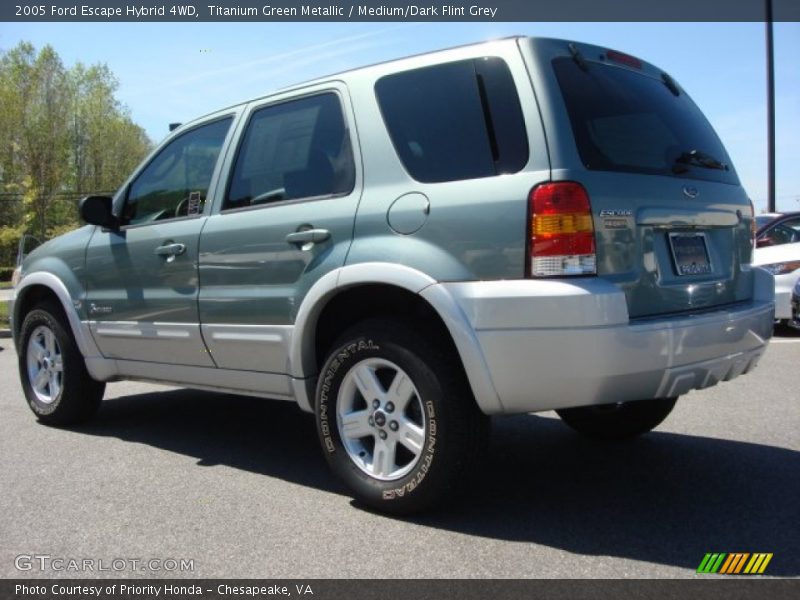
[668,233,712,276]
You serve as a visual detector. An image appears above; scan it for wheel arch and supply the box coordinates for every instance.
[289,263,502,414]
[13,272,101,360]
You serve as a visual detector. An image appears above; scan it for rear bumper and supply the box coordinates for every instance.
[438,268,774,415]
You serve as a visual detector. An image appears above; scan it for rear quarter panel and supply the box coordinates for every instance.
[343,39,551,281]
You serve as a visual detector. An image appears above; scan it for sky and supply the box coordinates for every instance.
[0,21,798,213]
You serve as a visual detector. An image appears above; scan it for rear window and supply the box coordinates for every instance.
[375,57,528,183]
[552,57,738,184]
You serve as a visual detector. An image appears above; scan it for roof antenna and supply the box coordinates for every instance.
[169,122,182,132]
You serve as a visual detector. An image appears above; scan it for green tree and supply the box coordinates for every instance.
[0,41,152,262]
[10,44,72,240]
[69,63,150,194]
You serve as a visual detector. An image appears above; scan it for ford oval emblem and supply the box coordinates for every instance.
[683,186,700,199]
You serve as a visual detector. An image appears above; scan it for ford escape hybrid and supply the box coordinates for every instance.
[10,37,774,513]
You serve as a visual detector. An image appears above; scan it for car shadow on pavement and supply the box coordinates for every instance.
[773,323,800,338]
[411,413,800,577]
[77,389,798,576]
[76,388,342,495]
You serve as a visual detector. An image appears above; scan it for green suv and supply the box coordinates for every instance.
[10,37,774,513]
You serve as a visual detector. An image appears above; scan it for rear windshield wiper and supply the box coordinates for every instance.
[672,149,729,173]
[568,43,588,71]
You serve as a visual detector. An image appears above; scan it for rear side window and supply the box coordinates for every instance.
[224,93,355,210]
[552,57,738,184]
[375,57,528,183]
[761,217,800,246]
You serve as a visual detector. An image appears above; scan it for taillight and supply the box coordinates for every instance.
[528,182,596,277]
[749,200,757,245]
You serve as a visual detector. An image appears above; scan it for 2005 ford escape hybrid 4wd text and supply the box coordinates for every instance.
[10,37,774,513]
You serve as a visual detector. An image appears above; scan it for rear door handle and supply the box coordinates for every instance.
[285,229,331,246]
[154,242,186,260]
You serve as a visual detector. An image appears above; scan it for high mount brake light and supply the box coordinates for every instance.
[528,182,596,277]
[605,50,643,69]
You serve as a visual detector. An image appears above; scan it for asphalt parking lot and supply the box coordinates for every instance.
[0,329,797,579]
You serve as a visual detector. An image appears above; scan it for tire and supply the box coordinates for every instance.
[556,397,677,440]
[315,318,489,514]
[18,301,105,426]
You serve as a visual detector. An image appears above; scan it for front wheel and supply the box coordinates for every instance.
[18,302,105,426]
[315,319,488,514]
[556,397,677,440]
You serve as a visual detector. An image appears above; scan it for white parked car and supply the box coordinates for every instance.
[753,212,800,322]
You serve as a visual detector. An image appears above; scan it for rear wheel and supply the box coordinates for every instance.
[18,302,105,426]
[556,397,677,440]
[315,318,489,514]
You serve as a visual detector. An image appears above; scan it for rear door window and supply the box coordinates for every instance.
[375,57,528,183]
[223,93,355,210]
[552,57,738,184]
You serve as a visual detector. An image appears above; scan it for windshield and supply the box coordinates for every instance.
[552,57,738,185]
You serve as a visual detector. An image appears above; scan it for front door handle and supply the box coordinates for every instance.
[154,242,186,261]
[285,228,331,246]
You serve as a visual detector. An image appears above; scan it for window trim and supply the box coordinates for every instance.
[116,114,236,230]
[220,89,356,215]
[218,189,355,215]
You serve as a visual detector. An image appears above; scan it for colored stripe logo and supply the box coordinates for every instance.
[697,553,773,574]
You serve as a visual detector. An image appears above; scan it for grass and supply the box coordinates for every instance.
[0,278,10,326]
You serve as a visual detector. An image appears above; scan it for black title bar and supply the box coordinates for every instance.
[3,0,800,22]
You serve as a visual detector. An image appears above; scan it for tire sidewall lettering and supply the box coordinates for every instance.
[319,339,379,454]
[317,336,437,501]
[21,313,62,416]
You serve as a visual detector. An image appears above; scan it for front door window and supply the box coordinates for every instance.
[122,118,232,224]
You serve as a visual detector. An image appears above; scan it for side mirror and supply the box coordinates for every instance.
[16,234,42,267]
[80,196,119,231]
[756,237,774,248]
